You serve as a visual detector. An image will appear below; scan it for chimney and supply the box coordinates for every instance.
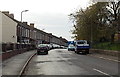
[2,11,9,15]
[30,23,34,27]
[2,11,14,19]
[9,13,14,18]
[23,22,28,25]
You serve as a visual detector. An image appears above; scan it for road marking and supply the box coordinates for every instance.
[89,55,120,63]
[97,56,120,63]
[93,68,113,77]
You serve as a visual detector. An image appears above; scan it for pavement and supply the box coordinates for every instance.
[2,50,36,75]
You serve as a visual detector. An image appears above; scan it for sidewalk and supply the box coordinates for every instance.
[2,50,36,75]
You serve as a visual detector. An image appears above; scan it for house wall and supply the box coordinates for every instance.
[2,12,17,43]
[0,12,2,43]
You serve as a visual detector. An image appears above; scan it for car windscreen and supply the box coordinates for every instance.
[38,44,48,47]
[68,45,75,47]
[77,41,86,44]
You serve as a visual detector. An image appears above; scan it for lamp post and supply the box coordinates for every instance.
[20,10,29,45]
[21,10,29,22]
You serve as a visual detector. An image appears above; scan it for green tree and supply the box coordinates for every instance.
[69,2,110,43]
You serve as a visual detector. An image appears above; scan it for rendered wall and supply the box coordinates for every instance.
[2,12,17,43]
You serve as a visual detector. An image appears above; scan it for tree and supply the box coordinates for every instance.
[106,0,120,43]
[69,2,110,43]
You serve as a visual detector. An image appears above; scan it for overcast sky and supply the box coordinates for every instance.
[0,0,90,41]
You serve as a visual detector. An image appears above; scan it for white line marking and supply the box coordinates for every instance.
[93,68,113,77]
[98,57,120,63]
[89,55,120,62]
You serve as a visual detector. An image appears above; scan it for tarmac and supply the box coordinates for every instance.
[2,50,36,75]
[88,52,119,62]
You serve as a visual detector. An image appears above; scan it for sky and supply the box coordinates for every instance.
[0,0,90,41]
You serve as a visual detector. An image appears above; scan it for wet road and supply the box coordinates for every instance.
[24,49,118,76]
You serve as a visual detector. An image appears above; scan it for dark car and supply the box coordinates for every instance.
[37,44,49,55]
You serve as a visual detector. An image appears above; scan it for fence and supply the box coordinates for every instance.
[2,43,36,53]
[1,43,36,61]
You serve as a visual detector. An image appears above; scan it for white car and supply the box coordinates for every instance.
[68,44,75,51]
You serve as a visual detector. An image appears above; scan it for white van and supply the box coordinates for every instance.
[74,40,90,54]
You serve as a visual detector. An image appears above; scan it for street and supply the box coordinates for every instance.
[24,49,118,76]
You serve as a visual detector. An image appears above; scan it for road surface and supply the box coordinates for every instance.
[23,49,119,76]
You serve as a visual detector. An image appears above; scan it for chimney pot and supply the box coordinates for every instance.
[23,22,28,25]
[9,13,14,18]
[30,23,34,27]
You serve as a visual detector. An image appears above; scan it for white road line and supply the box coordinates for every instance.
[93,68,113,77]
[98,56,120,63]
[100,57,120,62]
[89,55,120,63]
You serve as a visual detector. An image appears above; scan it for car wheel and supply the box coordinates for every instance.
[83,52,87,55]
[74,51,76,53]
[46,51,48,55]
[86,49,89,54]
[76,51,79,54]
[37,52,39,55]
[87,51,89,54]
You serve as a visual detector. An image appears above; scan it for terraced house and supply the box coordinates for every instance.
[1,11,17,43]
[1,11,68,47]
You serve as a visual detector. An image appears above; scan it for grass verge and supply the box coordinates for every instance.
[93,42,120,51]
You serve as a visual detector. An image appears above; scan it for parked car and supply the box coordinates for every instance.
[68,44,75,51]
[37,44,49,55]
[47,44,54,50]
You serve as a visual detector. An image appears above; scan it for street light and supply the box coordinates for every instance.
[20,10,29,45]
[21,10,29,22]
